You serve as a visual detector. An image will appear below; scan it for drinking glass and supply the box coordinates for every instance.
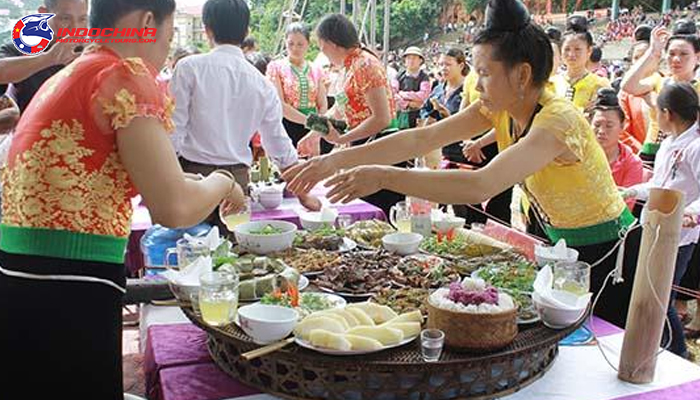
[390,201,412,233]
[164,238,210,269]
[337,214,353,229]
[199,271,239,327]
[553,261,591,295]
[420,329,445,362]
[220,196,252,232]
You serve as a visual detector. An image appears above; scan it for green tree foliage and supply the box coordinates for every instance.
[249,0,446,55]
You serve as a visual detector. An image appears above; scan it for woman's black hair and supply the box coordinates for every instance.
[90,0,175,29]
[202,0,249,46]
[665,34,700,53]
[590,46,603,63]
[474,0,552,87]
[634,24,652,42]
[242,36,257,50]
[545,26,562,45]
[657,81,700,123]
[445,47,469,76]
[317,13,360,50]
[562,14,594,47]
[246,51,271,75]
[592,87,625,122]
[673,19,697,35]
[286,22,310,42]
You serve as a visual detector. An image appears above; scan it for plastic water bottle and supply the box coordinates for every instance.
[409,157,432,237]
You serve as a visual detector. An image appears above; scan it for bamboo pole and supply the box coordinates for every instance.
[370,0,377,48]
[353,0,361,25]
[359,0,373,43]
[340,0,346,15]
[382,0,390,65]
[618,188,684,384]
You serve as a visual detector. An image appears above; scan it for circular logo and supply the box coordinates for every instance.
[12,13,55,55]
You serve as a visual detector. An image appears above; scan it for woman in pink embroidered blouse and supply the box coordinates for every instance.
[267,22,328,149]
[591,89,644,210]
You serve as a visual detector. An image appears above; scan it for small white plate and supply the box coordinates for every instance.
[298,275,309,291]
[294,334,418,355]
[337,237,357,253]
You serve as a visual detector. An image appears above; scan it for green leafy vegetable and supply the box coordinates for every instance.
[250,224,285,235]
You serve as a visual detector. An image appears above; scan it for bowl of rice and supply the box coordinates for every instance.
[427,277,518,351]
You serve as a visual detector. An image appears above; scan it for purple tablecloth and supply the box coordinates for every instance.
[145,323,211,400]
[160,363,259,400]
[250,197,385,228]
[150,316,628,400]
[611,380,700,400]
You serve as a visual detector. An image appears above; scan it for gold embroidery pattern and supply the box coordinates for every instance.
[123,58,150,76]
[101,88,138,130]
[100,88,176,133]
[2,119,133,237]
[163,95,175,133]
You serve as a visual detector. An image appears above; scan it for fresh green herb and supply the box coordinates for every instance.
[250,224,285,235]
[260,292,338,315]
[474,261,537,313]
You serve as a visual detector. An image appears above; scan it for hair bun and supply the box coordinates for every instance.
[594,87,619,108]
[485,0,530,32]
[673,19,697,35]
[545,26,562,43]
[634,24,652,42]
[566,15,589,33]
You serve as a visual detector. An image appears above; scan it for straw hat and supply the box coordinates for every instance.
[403,46,425,61]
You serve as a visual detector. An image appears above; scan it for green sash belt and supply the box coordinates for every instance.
[298,107,317,116]
[0,225,127,264]
[641,142,661,156]
[544,208,635,247]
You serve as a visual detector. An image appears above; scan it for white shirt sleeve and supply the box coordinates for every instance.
[258,82,298,170]
[169,61,193,153]
[684,145,700,216]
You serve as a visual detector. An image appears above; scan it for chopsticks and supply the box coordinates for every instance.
[240,337,295,361]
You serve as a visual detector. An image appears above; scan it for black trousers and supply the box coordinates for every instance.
[572,227,642,328]
[677,242,700,301]
[0,250,126,399]
[444,141,513,225]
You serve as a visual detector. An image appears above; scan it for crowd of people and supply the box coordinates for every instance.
[1,0,700,397]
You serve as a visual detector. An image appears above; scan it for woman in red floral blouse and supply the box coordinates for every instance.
[298,13,400,214]
[0,0,244,397]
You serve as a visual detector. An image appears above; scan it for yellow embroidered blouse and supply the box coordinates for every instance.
[556,72,611,111]
[483,90,627,229]
[0,46,174,264]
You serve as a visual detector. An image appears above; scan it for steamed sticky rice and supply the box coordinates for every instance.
[429,277,515,314]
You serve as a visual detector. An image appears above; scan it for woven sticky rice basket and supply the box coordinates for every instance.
[426,297,518,352]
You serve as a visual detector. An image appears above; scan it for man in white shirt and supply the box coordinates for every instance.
[171,0,320,220]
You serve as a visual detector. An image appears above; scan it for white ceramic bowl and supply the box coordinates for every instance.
[237,304,298,344]
[234,220,297,254]
[534,245,579,268]
[299,211,338,231]
[382,232,424,256]
[258,192,283,210]
[532,292,587,329]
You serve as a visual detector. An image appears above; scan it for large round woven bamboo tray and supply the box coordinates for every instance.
[182,305,585,400]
